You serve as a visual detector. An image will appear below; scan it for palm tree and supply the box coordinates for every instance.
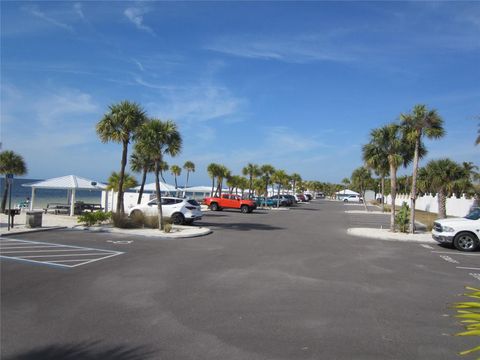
[271,170,289,207]
[134,119,181,230]
[96,101,146,214]
[242,163,261,197]
[158,161,169,183]
[366,124,413,231]
[207,163,221,197]
[106,171,138,192]
[216,165,230,197]
[400,104,444,233]
[363,139,389,212]
[183,161,195,194]
[418,159,466,219]
[238,177,249,197]
[350,166,372,212]
[0,150,27,212]
[290,173,302,195]
[130,147,155,204]
[260,164,276,198]
[170,165,181,195]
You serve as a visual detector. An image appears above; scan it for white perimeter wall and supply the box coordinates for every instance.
[385,193,475,217]
[101,191,155,212]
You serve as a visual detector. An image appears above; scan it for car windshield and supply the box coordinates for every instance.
[465,208,480,220]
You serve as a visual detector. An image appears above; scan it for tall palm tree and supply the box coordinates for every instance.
[242,163,261,197]
[96,101,146,214]
[226,175,240,194]
[418,159,466,219]
[134,119,181,230]
[183,161,195,194]
[130,147,155,204]
[216,165,230,197]
[271,170,288,207]
[207,163,221,197]
[400,104,445,233]
[290,173,302,195]
[363,140,389,212]
[170,165,181,195]
[260,164,276,198]
[366,124,414,231]
[238,177,249,197]
[0,150,27,212]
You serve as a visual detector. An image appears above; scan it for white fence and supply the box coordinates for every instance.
[385,193,476,217]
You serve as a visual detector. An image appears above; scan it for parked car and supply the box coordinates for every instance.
[316,192,326,199]
[128,197,202,225]
[342,194,363,203]
[269,195,291,207]
[432,207,480,252]
[304,193,313,201]
[252,196,278,207]
[204,194,256,213]
[284,194,298,205]
[296,194,307,202]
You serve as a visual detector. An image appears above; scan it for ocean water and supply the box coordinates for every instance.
[0,178,102,209]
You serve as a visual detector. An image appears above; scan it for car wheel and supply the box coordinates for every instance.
[453,232,479,252]
[240,205,249,213]
[210,203,219,211]
[343,199,348,202]
[171,213,185,225]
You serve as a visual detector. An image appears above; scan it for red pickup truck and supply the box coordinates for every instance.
[204,194,256,213]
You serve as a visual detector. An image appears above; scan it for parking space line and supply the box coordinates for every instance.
[0,238,124,268]
[431,251,480,256]
[457,267,480,271]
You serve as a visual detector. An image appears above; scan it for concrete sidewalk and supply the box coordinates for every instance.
[1,211,212,239]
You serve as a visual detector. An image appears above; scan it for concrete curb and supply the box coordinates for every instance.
[0,226,68,237]
[347,227,436,244]
[71,225,213,239]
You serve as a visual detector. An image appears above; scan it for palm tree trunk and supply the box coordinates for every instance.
[211,178,215,197]
[390,162,397,232]
[1,177,8,213]
[381,176,385,213]
[117,141,129,214]
[184,171,190,197]
[137,168,147,204]
[249,175,253,197]
[362,188,369,212]
[438,189,447,219]
[409,139,420,233]
[154,162,164,230]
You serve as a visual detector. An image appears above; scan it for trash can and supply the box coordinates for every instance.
[26,211,43,228]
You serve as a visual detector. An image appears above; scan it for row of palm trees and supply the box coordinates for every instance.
[206,162,318,200]
[361,104,478,233]
[96,101,182,229]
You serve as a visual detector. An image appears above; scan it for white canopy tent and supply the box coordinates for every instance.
[23,175,106,216]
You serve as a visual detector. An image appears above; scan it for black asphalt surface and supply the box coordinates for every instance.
[1,200,478,360]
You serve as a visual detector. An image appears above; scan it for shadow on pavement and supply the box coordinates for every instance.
[197,221,283,231]
[5,342,155,360]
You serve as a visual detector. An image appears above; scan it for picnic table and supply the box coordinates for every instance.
[43,202,104,215]
[43,203,70,215]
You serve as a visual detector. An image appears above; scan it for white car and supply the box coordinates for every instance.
[128,197,203,225]
[432,208,480,252]
[342,194,363,203]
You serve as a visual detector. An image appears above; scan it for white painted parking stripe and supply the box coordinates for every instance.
[457,267,480,271]
[431,251,480,256]
[0,238,124,268]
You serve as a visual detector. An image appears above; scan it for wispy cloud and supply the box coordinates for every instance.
[73,3,85,20]
[24,5,74,32]
[205,33,356,63]
[124,6,155,35]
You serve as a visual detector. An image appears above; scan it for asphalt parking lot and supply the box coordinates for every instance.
[1,200,478,359]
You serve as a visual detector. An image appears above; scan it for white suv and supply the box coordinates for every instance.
[128,197,203,225]
[432,208,480,252]
[342,194,363,203]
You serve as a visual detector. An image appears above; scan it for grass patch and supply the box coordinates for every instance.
[413,210,439,231]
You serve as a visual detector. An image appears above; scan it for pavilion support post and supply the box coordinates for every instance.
[70,189,76,216]
[30,188,35,211]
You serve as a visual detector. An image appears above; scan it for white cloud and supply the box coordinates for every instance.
[24,5,74,32]
[124,7,155,35]
[73,3,85,20]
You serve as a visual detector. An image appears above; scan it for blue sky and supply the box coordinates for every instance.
[1,1,479,186]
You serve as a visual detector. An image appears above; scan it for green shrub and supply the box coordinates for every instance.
[77,211,112,227]
[163,222,172,233]
[395,202,410,233]
[143,215,159,229]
